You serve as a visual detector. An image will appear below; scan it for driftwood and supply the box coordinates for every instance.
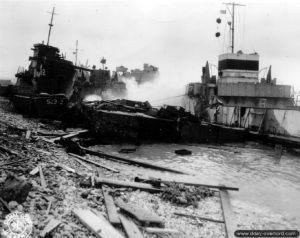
[134,176,239,191]
[94,177,161,193]
[174,212,224,224]
[81,147,185,174]
[68,153,119,173]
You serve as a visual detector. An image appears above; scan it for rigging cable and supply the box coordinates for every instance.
[150,94,186,102]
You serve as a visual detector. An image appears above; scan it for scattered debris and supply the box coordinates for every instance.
[0,97,242,238]
[160,183,213,207]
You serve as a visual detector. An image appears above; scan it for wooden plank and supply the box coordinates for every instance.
[115,199,164,227]
[82,147,186,174]
[37,131,67,137]
[50,129,89,143]
[29,166,39,176]
[134,176,239,191]
[39,219,61,237]
[38,165,47,188]
[73,208,124,238]
[144,227,179,235]
[69,153,119,173]
[68,153,93,170]
[119,214,144,238]
[174,212,224,224]
[95,177,161,193]
[220,189,236,238]
[102,186,121,225]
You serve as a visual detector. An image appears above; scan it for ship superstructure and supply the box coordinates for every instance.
[183,2,300,139]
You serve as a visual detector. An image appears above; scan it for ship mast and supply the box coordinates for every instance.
[222,2,245,53]
[47,7,56,46]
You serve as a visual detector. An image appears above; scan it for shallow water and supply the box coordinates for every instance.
[96,142,300,228]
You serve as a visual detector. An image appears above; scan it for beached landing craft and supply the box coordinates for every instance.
[182,2,300,147]
[10,7,125,118]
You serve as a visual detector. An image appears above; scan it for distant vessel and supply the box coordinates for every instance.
[183,2,300,146]
[116,63,159,84]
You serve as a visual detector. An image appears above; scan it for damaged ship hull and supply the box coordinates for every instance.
[81,103,178,143]
[12,94,68,118]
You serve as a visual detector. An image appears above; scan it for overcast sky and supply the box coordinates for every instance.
[1,0,300,98]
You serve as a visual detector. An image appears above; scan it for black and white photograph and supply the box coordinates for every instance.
[0,0,299,237]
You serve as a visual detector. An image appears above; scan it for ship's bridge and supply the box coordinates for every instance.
[218,52,259,83]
